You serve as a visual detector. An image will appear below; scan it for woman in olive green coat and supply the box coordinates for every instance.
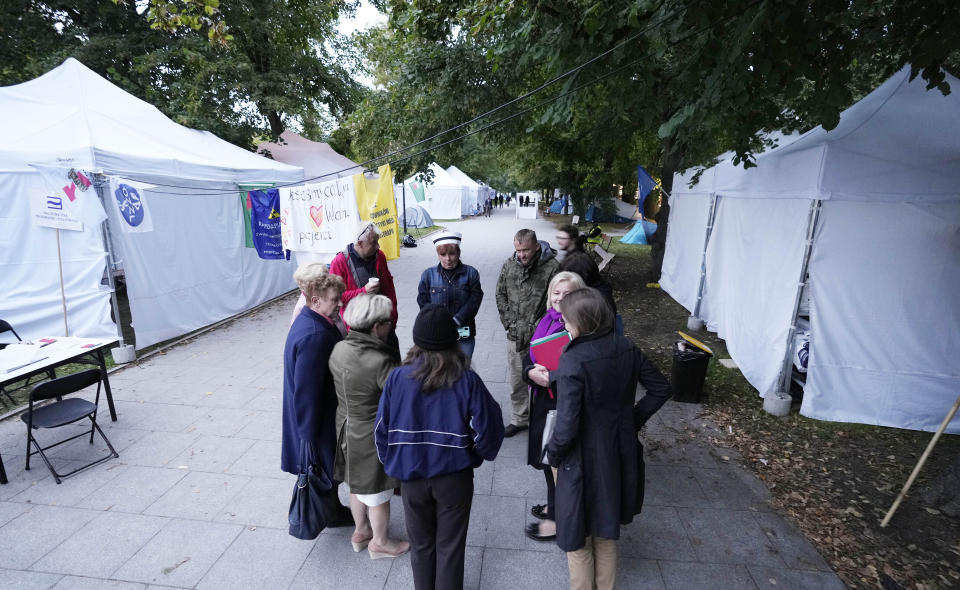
[330,294,409,559]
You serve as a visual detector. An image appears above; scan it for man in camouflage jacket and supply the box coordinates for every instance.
[495,229,560,436]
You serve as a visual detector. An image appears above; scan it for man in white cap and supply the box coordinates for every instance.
[330,221,400,351]
[416,231,484,357]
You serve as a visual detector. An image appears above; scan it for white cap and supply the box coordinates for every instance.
[433,231,462,249]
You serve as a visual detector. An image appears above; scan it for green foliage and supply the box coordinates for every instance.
[2,0,364,149]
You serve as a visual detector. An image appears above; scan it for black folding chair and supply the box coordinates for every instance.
[22,369,118,484]
[0,319,56,406]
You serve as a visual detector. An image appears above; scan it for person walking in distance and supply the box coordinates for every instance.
[495,229,560,437]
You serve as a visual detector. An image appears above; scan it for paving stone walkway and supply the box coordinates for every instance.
[0,206,845,589]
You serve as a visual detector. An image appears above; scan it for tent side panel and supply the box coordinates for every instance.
[702,197,811,395]
[425,186,462,219]
[659,192,713,313]
[802,200,960,433]
[0,173,115,341]
[107,186,295,349]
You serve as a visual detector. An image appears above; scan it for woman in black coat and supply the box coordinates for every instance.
[545,288,671,590]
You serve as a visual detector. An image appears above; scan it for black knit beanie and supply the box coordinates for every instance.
[413,305,458,351]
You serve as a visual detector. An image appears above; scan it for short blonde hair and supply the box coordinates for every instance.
[342,294,392,331]
[293,262,345,300]
[547,271,586,310]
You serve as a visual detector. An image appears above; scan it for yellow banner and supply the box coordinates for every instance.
[352,164,399,260]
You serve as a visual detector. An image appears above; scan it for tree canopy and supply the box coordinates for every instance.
[1,0,365,148]
[332,0,959,273]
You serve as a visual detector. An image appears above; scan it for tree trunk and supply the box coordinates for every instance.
[648,138,685,281]
[267,111,284,138]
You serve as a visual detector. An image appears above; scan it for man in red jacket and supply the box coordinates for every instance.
[329,222,399,351]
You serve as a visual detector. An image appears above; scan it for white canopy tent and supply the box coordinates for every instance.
[403,163,466,219]
[0,58,303,349]
[661,67,960,433]
[445,164,481,215]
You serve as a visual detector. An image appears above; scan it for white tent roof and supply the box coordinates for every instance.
[715,67,960,202]
[257,131,360,180]
[0,58,302,184]
[405,162,460,187]
[445,165,481,188]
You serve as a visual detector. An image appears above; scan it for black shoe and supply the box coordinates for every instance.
[504,424,528,438]
[525,521,556,541]
[530,504,552,520]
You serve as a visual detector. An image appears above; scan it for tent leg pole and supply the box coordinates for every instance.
[775,199,821,396]
[881,392,960,527]
[56,228,69,336]
[402,182,407,234]
[691,194,719,321]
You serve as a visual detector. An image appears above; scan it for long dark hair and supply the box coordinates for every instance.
[404,345,468,392]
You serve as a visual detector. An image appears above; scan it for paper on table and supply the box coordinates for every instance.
[0,344,48,373]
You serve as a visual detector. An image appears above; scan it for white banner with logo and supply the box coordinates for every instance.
[28,164,106,231]
[279,176,360,253]
[108,177,156,233]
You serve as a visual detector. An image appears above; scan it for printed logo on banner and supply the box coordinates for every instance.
[248,189,284,260]
[114,184,145,227]
[108,177,155,233]
[29,164,103,231]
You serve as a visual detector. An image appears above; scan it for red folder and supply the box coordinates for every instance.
[530,331,571,371]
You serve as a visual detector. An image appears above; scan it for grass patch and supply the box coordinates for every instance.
[404,225,442,238]
[607,237,651,259]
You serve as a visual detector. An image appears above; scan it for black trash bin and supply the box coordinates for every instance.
[671,341,712,403]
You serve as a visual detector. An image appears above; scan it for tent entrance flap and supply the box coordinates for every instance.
[776,199,821,395]
[94,175,126,347]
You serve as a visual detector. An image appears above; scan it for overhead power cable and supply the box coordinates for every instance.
[132,0,758,196]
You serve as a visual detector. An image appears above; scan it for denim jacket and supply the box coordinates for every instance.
[417,263,483,336]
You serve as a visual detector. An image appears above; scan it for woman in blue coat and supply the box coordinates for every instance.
[376,305,504,590]
[416,231,483,358]
[281,263,346,482]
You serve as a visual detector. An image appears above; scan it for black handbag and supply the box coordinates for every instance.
[288,441,334,540]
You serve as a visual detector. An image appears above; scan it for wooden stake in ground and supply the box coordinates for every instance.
[881,392,960,527]
[56,228,69,336]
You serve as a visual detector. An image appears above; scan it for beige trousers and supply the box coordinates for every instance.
[507,344,529,427]
[553,467,617,590]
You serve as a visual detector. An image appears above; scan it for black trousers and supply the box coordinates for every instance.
[401,469,474,590]
[544,466,556,519]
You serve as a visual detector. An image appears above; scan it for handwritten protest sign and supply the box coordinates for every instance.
[279,176,360,254]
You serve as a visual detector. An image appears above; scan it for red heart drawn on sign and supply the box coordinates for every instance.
[309,205,324,229]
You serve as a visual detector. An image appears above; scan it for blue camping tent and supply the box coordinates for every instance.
[584,203,634,224]
[619,219,658,245]
[548,199,565,214]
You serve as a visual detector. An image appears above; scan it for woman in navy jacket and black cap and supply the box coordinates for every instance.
[375,305,504,590]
